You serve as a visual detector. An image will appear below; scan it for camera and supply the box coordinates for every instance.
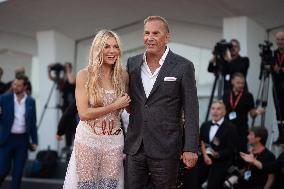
[204,143,216,158]
[49,63,65,80]
[213,39,233,57]
[49,63,65,73]
[223,166,241,189]
[259,40,273,66]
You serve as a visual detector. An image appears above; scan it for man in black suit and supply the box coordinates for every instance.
[198,100,238,189]
[124,16,199,189]
[272,31,284,145]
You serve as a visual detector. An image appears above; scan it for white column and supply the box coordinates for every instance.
[36,31,75,151]
[223,17,278,149]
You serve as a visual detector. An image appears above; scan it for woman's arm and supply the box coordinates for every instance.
[76,69,130,121]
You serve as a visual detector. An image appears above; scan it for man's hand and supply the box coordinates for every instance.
[31,144,37,151]
[273,64,281,73]
[255,107,265,115]
[240,152,255,164]
[203,155,213,166]
[183,152,198,169]
[56,134,63,141]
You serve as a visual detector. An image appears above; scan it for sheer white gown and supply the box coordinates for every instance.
[63,89,124,189]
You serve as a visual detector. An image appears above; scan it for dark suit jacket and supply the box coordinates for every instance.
[124,50,199,159]
[200,119,238,161]
[0,92,38,146]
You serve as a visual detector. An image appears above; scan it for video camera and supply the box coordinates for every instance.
[223,166,241,189]
[205,144,215,159]
[48,63,65,81]
[213,39,233,57]
[49,63,65,73]
[259,40,273,67]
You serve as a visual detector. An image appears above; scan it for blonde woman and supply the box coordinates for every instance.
[63,30,130,189]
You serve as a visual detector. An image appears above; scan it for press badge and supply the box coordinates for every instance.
[225,74,230,81]
[244,170,251,180]
[229,112,237,120]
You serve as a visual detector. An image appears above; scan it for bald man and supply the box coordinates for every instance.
[272,31,284,145]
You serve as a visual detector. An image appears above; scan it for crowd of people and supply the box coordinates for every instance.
[0,15,283,189]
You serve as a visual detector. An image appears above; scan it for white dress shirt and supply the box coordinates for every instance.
[11,93,27,134]
[141,47,169,98]
[209,117,224,142]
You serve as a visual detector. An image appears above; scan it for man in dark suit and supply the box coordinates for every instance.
[272,31,284,145]
[124,16,199,189]
[198,100,238,189]
[0,75,38,189]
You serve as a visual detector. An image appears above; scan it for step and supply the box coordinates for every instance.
[2,177,63,189]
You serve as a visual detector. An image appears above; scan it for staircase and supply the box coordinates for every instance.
[2,159,67,189]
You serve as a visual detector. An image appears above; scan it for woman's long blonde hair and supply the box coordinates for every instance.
[86,30,125,107]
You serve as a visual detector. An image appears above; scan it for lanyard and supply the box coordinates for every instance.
[230,90,243,110]
[277,52,284,67]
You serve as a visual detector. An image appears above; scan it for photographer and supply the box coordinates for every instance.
[223,73,265,154]
[48,62,76,149]
[240,146,284,188]
[208,39,249,92]
[272,31,284,145]
[198,100,238,189]
[226,39,250,89]
[236,127,275,189]
[0,67,8,94]
[48,62,76,112]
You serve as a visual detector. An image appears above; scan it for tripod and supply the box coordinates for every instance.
[38,79,62,128]
[252,65,270,127]
[205,58,225,121]
[252,64,283,130]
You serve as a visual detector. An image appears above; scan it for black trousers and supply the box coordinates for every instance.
[0,134,28,189]
[197,157,232,189]
[125,144,179,189]
[273,80,284,137]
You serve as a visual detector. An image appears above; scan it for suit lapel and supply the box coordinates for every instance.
[205,122,211,143]
[10,93,15,121]
[214,121,225,141]
[147,51,176,99]
[133,59,147,100]
[25,98,29,126]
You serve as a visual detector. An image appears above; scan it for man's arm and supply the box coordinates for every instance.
[181,61,199,168]
[0,95,3,121]
[30,99,38,150]
[264,173,275,189]
[181,61,199,152]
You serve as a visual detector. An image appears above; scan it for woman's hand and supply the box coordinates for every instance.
[113,93,131,110]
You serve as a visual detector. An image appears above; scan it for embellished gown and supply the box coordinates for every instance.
[63,89,124,189]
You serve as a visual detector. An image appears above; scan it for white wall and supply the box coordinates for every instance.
[1,16,282,157]
[0,31,37,82]
[36,30,75,151]
[76,20,222,71]
[74,21,220,124]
